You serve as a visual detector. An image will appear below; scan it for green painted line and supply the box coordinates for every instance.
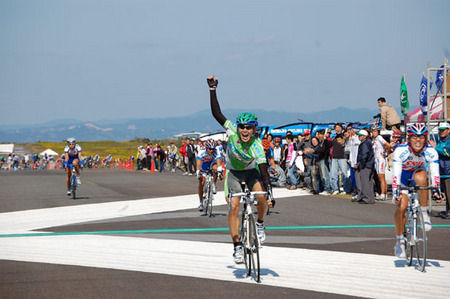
[1,224,449,238]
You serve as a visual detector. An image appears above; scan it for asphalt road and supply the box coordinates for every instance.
[0,169,449,299]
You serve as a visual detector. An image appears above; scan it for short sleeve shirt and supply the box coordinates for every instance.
[373,135,387,158]
[223,120,266,170]
[64,144,82,157]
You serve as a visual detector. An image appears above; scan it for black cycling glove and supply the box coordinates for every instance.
[432,188,442,200]
[265,183,276,208]
[207,76,218,88]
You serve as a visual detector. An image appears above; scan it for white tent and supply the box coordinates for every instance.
[0,144,14,155]
[40,149,59,156]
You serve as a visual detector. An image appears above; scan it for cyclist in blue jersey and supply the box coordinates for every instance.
[196,139,223,211]
[64,137,83,196]
[391,124,443,257]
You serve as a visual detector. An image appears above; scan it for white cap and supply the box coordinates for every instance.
[438,122,450,130]
[357,129,369,136]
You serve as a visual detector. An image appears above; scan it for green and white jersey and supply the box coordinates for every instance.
[223,120,266,170]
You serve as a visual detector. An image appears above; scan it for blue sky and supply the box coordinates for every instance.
[0,0,449,125]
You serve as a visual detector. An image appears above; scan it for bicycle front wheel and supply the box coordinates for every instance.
[207,185,213,217]
[240,213,249,275]
[404,212,413,266]
[415,211,427,271]
[203,182,210,215]
[71,176,77,200]
[248,215,260,283]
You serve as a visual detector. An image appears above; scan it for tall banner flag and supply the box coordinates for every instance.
[436,65,444,93]
[400,75,409,116]
[419,75,431,116]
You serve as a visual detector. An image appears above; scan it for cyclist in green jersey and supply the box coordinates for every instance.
[207,75,274,264]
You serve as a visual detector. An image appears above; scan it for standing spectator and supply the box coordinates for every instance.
[371,126,391,201]
[387,131,401,170]
[24,154,30,169]
[158,145,166,172]
[349,124,361,197]
[429,122,450,219]
[196,139,204,154]
[266,133,274,150]
[153,144,160,170]
[285,135,298,189]
[167,142,178,172]
[145,143,153,171]
[179,139,188,174]
[12,154,20,171]
[330,124,351,195]
[273,137,283,166]
[186,138,197,175]
[281,143,289,170]
[136,146,144,170]
[316,129,332,195]
[378,97,401,133]
[353,130,375,204]
[390,131,402,151]
[7,154,12,170]
[304,137,321,194]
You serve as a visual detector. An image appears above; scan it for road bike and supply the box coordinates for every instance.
[230,186,267,283]
[67,164,78,200]
[399,185,434,272]
[202,169,215,217]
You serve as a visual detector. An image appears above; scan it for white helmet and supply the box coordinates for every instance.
[66,137,76,144]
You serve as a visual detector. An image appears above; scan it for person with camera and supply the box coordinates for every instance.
[377,97,401,133]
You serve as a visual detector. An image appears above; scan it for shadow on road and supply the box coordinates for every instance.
[227,265,279,280]
[394,259,442,269]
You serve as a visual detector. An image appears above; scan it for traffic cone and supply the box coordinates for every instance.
[151,159,155,173]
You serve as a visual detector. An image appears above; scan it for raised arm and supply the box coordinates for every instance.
[207,75,226,126]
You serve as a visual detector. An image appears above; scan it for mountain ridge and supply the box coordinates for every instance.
[1,106,379,142]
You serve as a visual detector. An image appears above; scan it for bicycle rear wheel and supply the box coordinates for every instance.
[404,213,413,266]
[415,211,427,271]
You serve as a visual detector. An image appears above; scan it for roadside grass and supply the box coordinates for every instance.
[20,139,177,160]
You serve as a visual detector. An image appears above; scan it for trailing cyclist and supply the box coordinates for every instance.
[391,123,443,257]
[196,139,223,211]
[64,137,83,196]
[207,75,274,264]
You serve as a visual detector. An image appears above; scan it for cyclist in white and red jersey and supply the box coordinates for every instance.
[392,123,442,257]
[196,139,223,211]
[64,137,83,195]
[371,126,390,201]
[207,75,274,264]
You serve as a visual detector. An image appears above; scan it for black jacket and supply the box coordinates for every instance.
[316,139,332,161]
[186,144,196,159]
[357,138,374,169]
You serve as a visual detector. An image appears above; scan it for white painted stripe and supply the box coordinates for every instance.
[0,235,448,298]
[0,189,309,234]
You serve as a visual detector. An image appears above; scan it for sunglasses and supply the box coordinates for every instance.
[238,124,255,130]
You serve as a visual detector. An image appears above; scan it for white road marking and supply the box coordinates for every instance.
[0,235,448,298]
[0,189,310,234]
[1,188,449,298]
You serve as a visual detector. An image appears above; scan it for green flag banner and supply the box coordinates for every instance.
[400,75,409,116]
